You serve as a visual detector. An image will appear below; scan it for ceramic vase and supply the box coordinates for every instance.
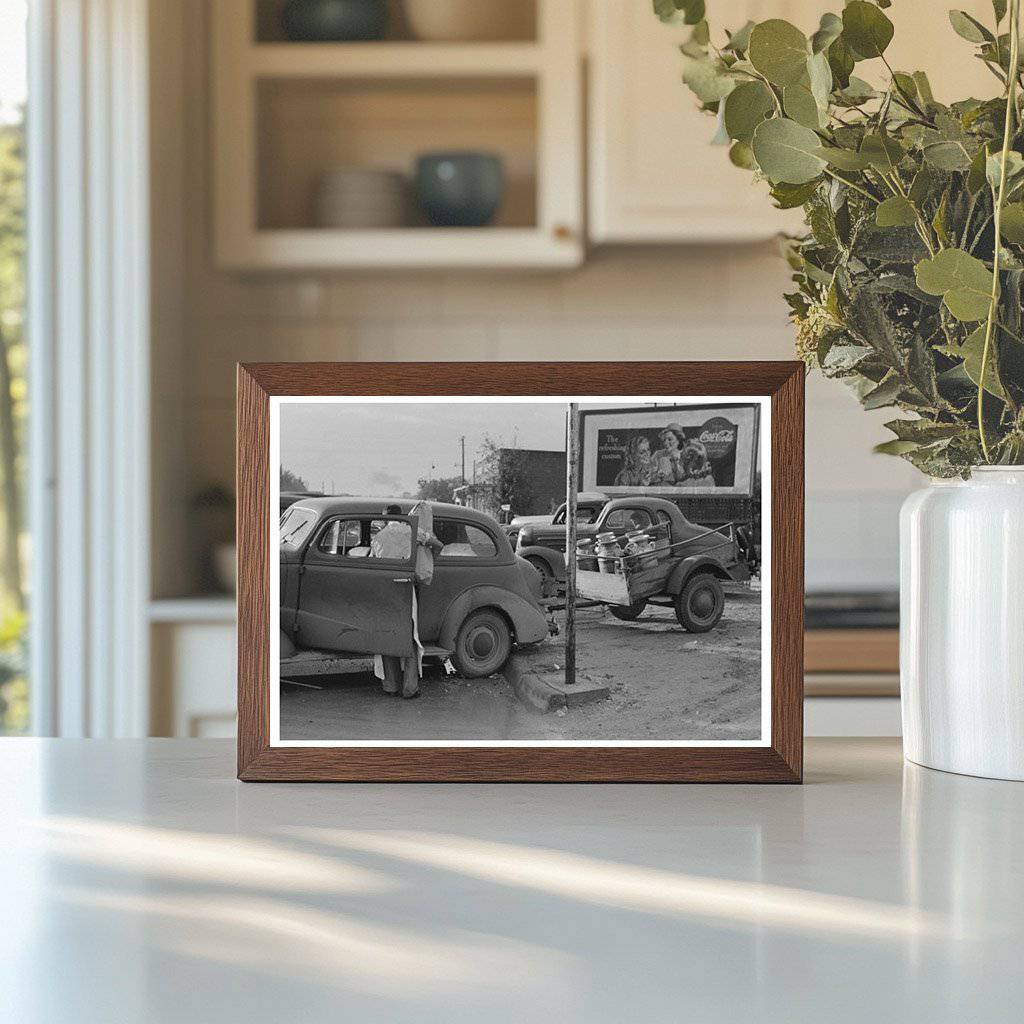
[900,467,1024,781]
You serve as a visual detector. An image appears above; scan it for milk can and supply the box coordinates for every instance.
[595,532,622,574]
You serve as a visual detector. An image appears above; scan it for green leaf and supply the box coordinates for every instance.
[724,20,755,53]
[923,141,973,171]
[827,35,855,89]
[723,81,775,143]
[967,143,992,193]
[748,19,810,87]
[874,439,921,456]
[728,140,758,169]
[842,1,894,60]
[915,249,994,321]
[770,179,820,209]
[912,71,935,105]
[909,165,936,205]
[862,374,902,409]
[836,75,877,105]
[993,0,1008,24]
[875,196,918,228]
[1000,202,1024,242]
[959,325,1006,398]
[810,12,843,54]
[783,83,822,128]
[948,10,993,44]
[681,55,736,103]
[653,0,705,25]
[807,51,833,110]
[860,133,905,172]
[884,418,963,443]
[752,117,827,184]
[986,150,1024,190]
[815,145,872,170]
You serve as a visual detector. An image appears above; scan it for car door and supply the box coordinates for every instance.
[418,517,504,640]
[295,514,417,657]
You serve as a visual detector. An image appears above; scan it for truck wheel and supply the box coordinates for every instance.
[674,574,725,632]
[609,600,647,621]
[451,609,513,678]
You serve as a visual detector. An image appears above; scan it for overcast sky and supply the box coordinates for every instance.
[279,401,569,496]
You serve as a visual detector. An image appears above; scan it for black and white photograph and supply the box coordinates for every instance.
[270,396,770,747]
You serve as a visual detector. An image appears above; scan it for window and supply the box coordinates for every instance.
[435,519,498,559]
[316,517,412,560]
[280,506,317,549]
[576,506,601,524]
[0,2,27,735]
[605,508,654,532]
[317,519,364,556]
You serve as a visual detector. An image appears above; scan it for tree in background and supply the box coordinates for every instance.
[0,109,27,732]
[280,467,309,492]
[476,434,536,514]
[416,475,462,503]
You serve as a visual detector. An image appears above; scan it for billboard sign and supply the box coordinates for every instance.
[579,403,759,498]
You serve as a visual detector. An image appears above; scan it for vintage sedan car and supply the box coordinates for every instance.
[576,496,751,632]
[514,492,608,580]
[279,498,552,678]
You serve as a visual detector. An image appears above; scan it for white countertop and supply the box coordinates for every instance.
[1,738,1021,1023]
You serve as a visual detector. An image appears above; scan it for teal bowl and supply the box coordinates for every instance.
[281,0,388,42]
[415,152,505,228]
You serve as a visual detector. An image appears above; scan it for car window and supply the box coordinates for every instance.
[318,519,365,556]
[576,506,601,524]
[655,510,672,526]
[435,519,499,559]
[280,507,317,549]
[316,518,412,560]
[605,508,654,531]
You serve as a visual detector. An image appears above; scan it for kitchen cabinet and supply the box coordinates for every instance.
[587,0,999,244]
[211,0,583,269]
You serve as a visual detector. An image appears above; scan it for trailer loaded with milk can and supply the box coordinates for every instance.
[572,497,751,632]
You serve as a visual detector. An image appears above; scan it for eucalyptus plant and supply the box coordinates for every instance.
[658,0,1024,474]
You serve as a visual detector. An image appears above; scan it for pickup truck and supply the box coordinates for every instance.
[574,496,750,632]
[513,492,609,580]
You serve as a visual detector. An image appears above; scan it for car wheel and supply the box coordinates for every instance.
[674,574,725,632]
[525,555,553,580]
[609,600,647,621]
[451,608,513,678]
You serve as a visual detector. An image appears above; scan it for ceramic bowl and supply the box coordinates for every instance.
[404,0,534,42]
[415,152,505,228]
[280,0,388,42]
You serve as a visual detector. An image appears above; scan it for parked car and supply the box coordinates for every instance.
[514,492,609,580]
[575,496,750,632]
[280,490,323,516]
[279,498,552,678]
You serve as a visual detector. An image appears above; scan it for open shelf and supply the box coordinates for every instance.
[257,76,537,232]
[213,0,581,268]
[248,41,544,78]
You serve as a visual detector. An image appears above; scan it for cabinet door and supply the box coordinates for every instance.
[588,0,813,243]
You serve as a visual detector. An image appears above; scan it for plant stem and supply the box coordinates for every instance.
[821,167,879,203]
[979,0,1021,463]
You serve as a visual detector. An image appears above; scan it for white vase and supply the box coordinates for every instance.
[900,467,1024,780]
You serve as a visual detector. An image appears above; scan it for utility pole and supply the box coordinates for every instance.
[564,403,579,686]
[460,435,466,484]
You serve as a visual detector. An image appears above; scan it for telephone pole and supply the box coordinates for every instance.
[564,404,579,686]
[460,435,466,484]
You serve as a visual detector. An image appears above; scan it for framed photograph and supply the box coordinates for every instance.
[237,362,804,782]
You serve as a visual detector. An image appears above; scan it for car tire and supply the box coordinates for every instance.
[609,600,647,621]
[451,608,513,679]
[674,574,725,632]
[525,555,553,580]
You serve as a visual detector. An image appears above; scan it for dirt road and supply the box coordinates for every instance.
[279,585,762,742]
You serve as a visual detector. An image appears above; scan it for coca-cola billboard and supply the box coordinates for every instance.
[579,403,759,497]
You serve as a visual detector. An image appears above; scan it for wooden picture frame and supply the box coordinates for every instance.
[237,362,804,782]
